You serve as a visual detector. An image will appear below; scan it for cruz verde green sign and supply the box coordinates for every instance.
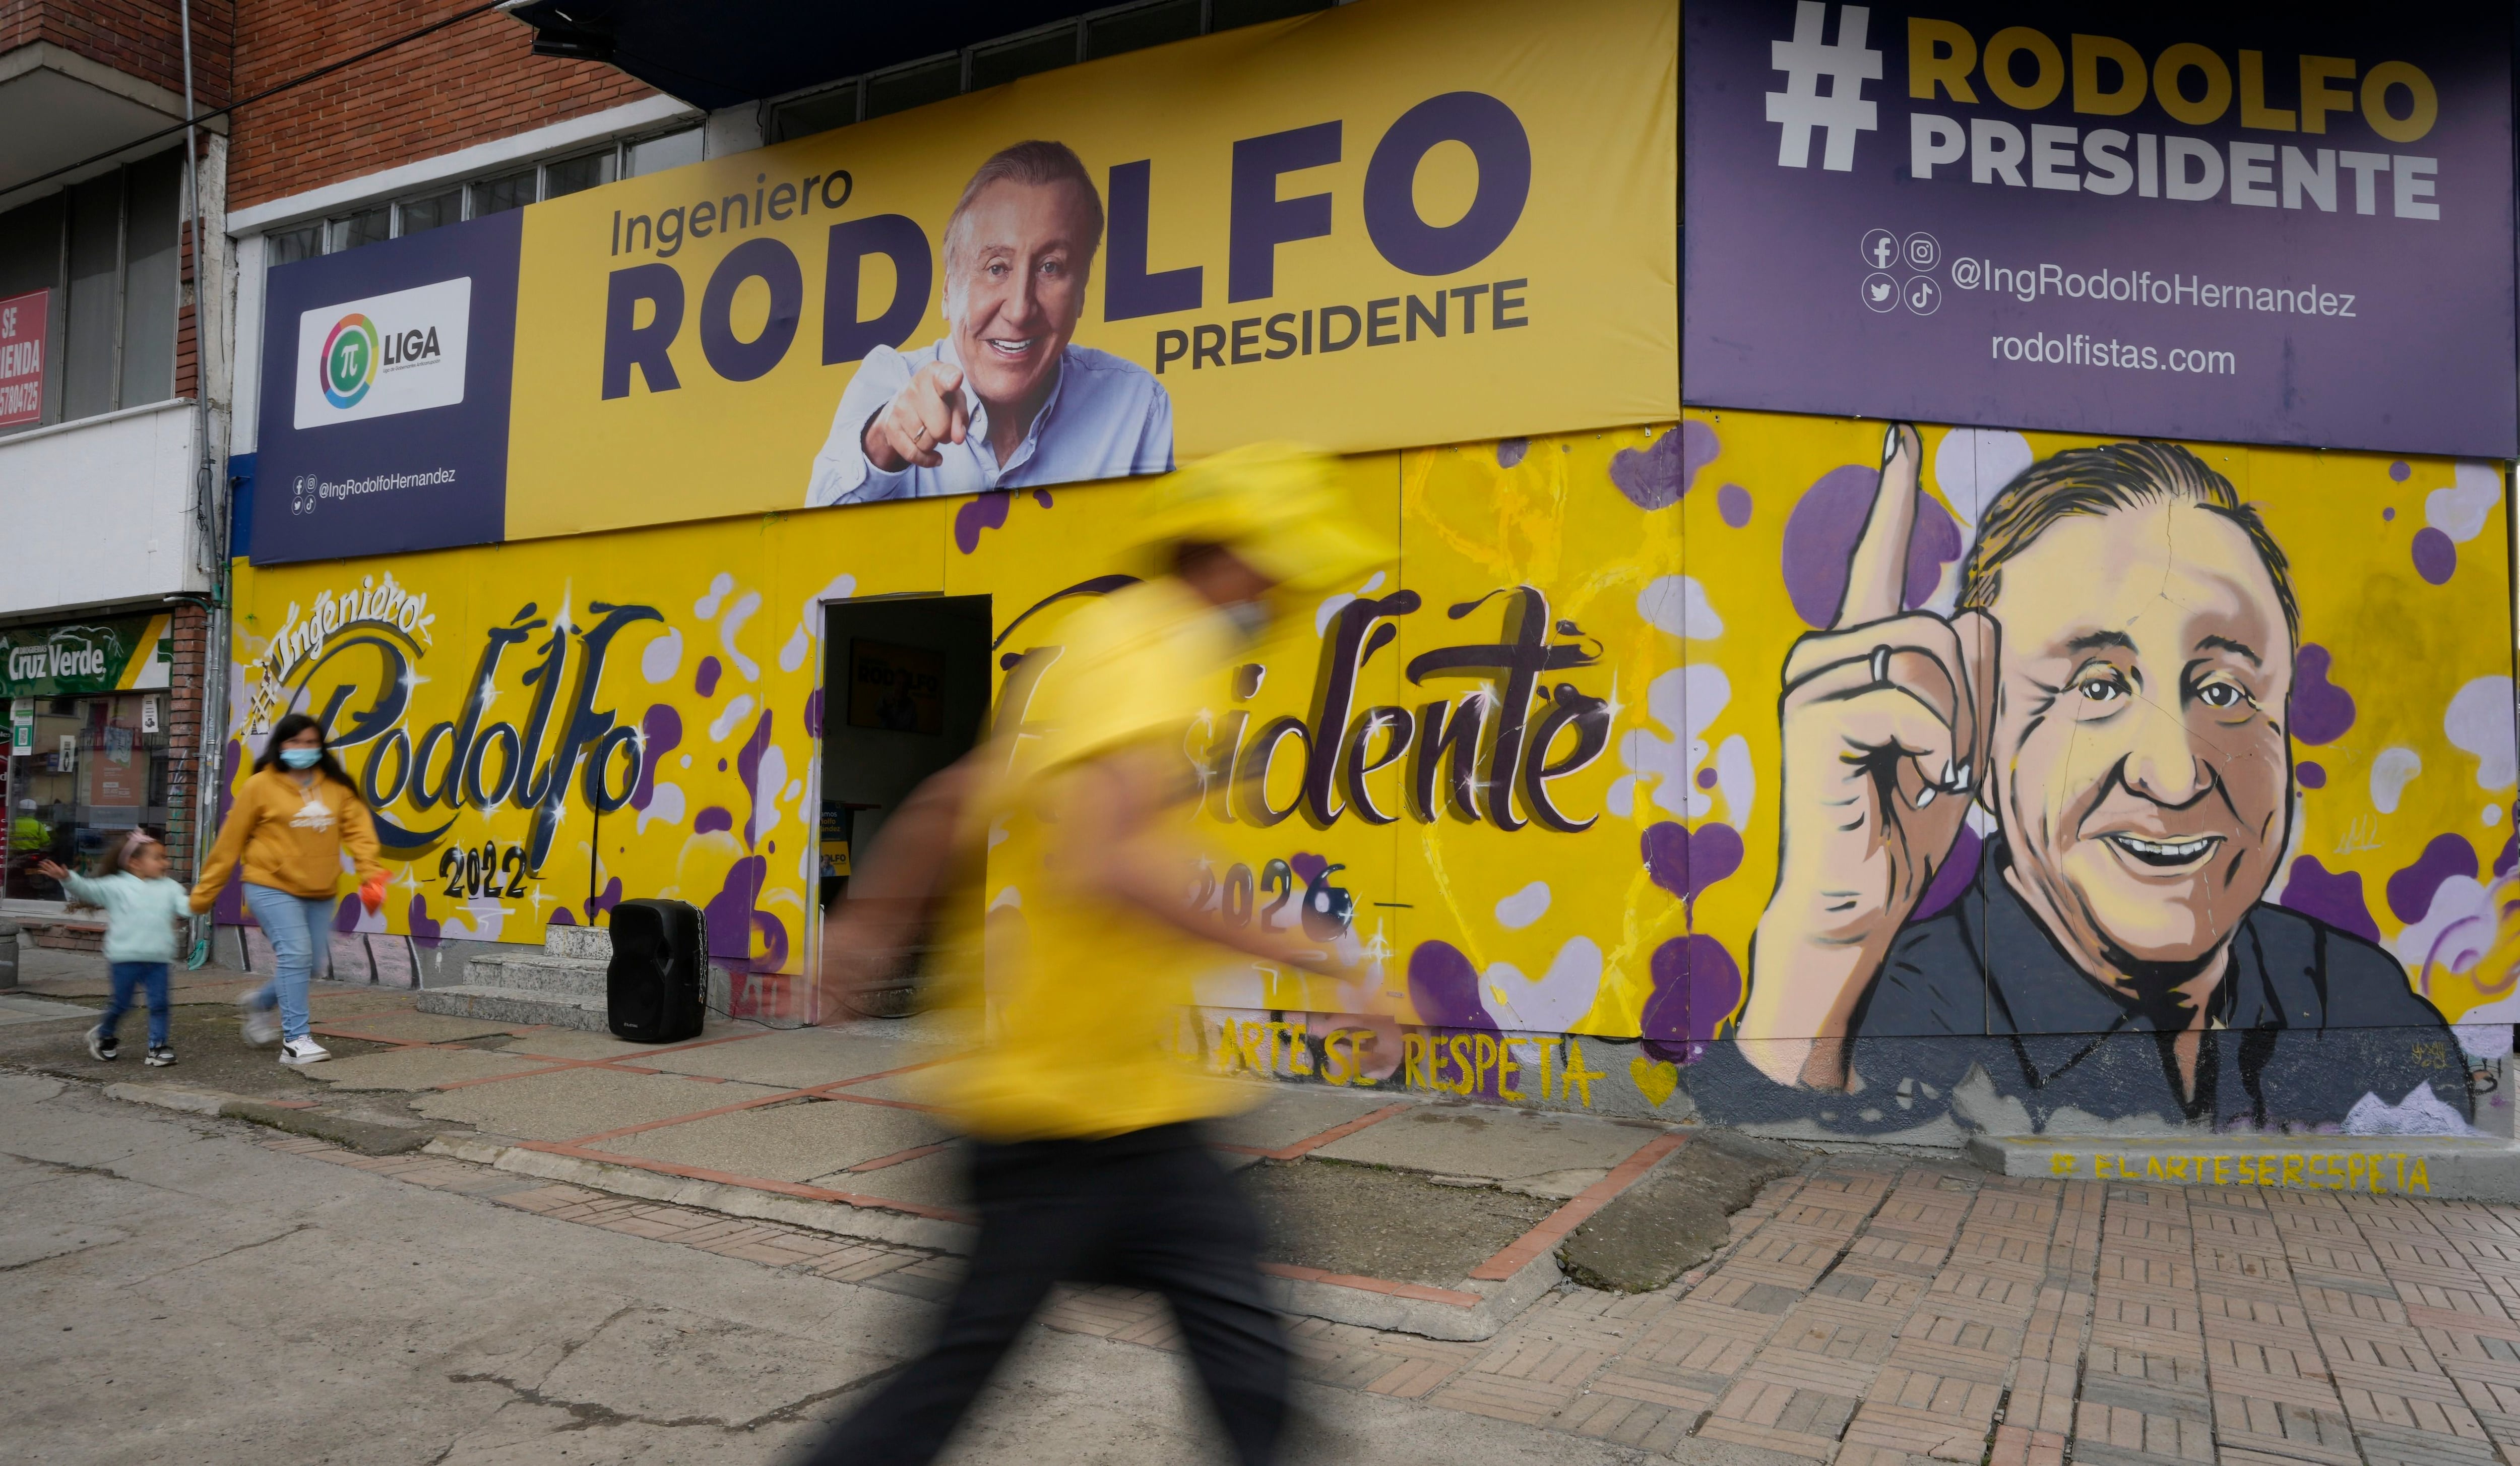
[0,615,171,698]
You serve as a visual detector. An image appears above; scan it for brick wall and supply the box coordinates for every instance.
[163,599,211,884]
[229,2,662,210]
[0,0,234,109]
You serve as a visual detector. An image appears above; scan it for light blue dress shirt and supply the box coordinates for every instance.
[804,336,1174,506]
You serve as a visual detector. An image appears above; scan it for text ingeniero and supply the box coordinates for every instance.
[596,91,1535,399]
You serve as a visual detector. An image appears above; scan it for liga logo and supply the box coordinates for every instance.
[290,277,470,432]
[320,313,380,409]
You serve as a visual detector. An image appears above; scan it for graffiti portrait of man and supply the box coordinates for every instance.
[1722,426,2469,1131]
[803,140,1174,506]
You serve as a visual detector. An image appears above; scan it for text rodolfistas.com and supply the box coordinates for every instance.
[1991,331,2236,375]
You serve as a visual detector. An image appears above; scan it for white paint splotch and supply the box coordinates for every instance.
[2446,677,2518,789]
[1494,882,1551,930]
[1637,575,1722,640]
[1481,937,1603,1032]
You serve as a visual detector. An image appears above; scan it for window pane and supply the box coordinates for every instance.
[469,169,536,217]
[1211,0,1330,29]
[623,129,701,178]
[970,28,1077,90]
[543,151,617,199]
[1087,0,1202,59]
[119,150,180,406]
[0,194,62,431]
[398,187,462,235]
[327,206,390,253]
[866,56,959,118]
[63,173,120,420]
[266,223,321,268]
[771,84,858,143]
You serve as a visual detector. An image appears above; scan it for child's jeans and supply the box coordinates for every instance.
[101,961,171,1049]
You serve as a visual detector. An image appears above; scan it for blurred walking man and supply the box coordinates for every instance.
[799,444,1401,1465]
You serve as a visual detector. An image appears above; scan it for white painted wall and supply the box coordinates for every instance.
[0,400,206,616]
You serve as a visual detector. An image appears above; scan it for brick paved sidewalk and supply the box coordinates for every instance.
[263,1130,2520,1465]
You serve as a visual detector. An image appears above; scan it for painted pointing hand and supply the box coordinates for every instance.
[1736,423,1997,1089]
[862,362,971,471]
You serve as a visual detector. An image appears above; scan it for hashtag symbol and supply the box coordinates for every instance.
[1766,2,1881,172]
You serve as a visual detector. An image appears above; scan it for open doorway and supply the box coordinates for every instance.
[815,594,993,1016]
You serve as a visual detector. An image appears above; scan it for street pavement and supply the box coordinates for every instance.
[11,947,2520,1465]
[0,1069,1641,1464]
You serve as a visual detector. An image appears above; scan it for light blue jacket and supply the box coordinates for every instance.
[61,871,190,964]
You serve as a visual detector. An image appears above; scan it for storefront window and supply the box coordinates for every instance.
[1,615,176,902]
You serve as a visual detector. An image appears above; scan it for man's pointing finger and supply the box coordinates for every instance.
[1836,422,1922,630]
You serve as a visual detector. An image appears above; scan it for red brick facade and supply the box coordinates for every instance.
[0,0,233,110]
[228,3,661,210]
[162,599,213,884]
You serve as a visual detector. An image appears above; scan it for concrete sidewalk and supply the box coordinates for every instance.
[16,946,2520,1462]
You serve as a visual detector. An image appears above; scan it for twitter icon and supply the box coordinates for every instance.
[1861,272,1899,313]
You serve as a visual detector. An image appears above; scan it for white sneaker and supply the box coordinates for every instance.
[278,1037,331,1066]
[236,992,279,1047]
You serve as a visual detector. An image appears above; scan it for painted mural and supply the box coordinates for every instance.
[219,410,2520,1137]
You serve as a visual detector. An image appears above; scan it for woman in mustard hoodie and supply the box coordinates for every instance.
[191,714,388,1065]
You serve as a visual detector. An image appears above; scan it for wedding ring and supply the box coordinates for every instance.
[1869,646,1891,685]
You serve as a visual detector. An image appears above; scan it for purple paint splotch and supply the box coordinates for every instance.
[1641,935,1742,1064]
[1290,852,1329,886]
[587,877,623,926]
[1031,488,1053,508]
[704,856,767,961]
[2290,645,2356,745]
[1719,483,1752,527]
[1609,420,1719,510]
[2389,460,2413,482]
[1781,465,1960,627]
[2296,761,2326,789]
[694,807,734,835]
[2413,527,2457,585]
[1912,826,1983,923]
[1407,941,1496,1032]
[955,492,1014,554]
[2280,856,2383,944]
[695,656,722,697]
[629,704,682,810]
[332,895,361,934]
[1643,820,1743,907]
[736,709,774,848]
[1496,439,1529,468]
[406,893,442,948]
[2387,834,2480,924]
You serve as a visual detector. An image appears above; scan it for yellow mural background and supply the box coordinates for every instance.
[220,410,2518,1044]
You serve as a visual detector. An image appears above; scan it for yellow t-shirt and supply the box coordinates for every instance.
[922,577,1254,1141]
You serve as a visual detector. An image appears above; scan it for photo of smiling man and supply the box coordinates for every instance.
[1718,427,2469,1131]
[804,141,1173,506]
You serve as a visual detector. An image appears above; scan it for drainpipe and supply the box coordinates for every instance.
[177,0,230,963]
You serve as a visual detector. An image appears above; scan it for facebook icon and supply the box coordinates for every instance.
[1859,228,1898,270]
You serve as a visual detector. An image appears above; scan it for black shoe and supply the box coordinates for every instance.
[87,1026,118,1062]
[145,1046,176,1067]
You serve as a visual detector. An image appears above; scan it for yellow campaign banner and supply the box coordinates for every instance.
[502,0,1676,542]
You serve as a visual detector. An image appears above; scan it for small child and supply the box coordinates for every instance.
[38,832,191,1067]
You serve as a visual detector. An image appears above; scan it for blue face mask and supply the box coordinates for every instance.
[279,746,323,770]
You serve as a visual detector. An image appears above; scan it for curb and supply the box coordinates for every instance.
[420,1133,980,1253]
[1265,1247,1562,1342]
[101,1081,438,1154]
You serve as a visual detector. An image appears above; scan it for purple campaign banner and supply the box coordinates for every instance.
[1684,2,2517,458]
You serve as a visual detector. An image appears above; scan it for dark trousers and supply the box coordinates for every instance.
[100,961,171,1049]
[805,1122,1288,1465]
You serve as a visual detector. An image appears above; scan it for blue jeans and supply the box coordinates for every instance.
[241,884,337,1043]
[101,962,170,1049]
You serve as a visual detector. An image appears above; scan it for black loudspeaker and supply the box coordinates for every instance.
[607,899,705,1043]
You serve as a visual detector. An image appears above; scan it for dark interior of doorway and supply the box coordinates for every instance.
[817,595,992,1014]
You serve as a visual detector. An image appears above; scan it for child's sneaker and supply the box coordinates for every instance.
[278,1036,331,1066]
[236,991,279,1047]
[86,1026,118,1062]
[144,1046,176,1067]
